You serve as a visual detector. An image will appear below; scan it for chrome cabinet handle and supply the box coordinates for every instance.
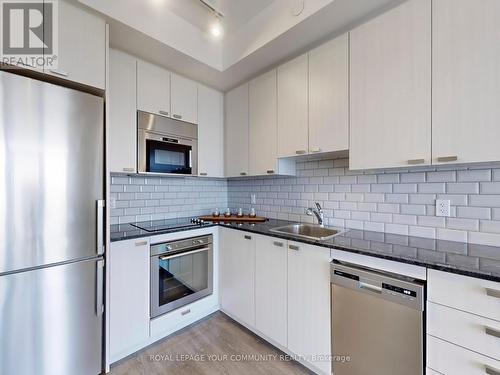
[96,200,105,256]
[295,150,307,155]
[181,309,191,316]
[50,69,69,77]
[407,159,425,165]
[310,147,321,153]
[437,155,458,163]
[486,366,500,375]
[289,245,300,251]
[273,241,284,247]
[267,170,275,174]
[244,235,252,240]
[159,110,169,116]
[173,114,182,119]
[159,247,210,261]
[200,172,208,176]
[122,167,135,172]
[486,288,500,299]
[240,172,247,176]
[485,327,500,339]
[96,259,105,316]
[135,241,148,247]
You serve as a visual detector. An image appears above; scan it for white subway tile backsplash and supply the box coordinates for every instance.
[481,182,500,194]
[457,170,492,182]
[469,195,500,207]
[401,172,426,183]
[447,218,480,231]
[446,182,479,194]
[400,204,426,215]
[427,171,456,182]
[112,159,500,246]
[457,206,491,219]
[437,228,467,242]
[417,216,445,228]
[418,183,446,194]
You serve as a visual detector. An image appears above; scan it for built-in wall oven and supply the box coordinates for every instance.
[150,235,213,318]
[138,111,198,175]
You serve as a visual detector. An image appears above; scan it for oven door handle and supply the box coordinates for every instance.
[159,247,210,261]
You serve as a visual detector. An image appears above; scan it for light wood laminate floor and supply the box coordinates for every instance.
[110,312,312,375]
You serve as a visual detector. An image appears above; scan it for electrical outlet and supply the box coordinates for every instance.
[436,199,451,217]
[251,194,256,205]
[110,197,117,209]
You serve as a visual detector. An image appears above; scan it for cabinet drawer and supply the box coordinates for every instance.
[428,302,500,360]
[426,368,442,375]
[427,335,500,375]
[428,269,500,321]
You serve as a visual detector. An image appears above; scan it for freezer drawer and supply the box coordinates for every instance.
[0,258,104,375]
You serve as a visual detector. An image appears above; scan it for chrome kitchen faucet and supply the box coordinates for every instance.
[306,202,325,227]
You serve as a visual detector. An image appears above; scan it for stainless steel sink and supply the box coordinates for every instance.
[270,223,345,241]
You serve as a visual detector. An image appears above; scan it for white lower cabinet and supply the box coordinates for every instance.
[255,235,288,347]
[109,238,150,362]
[287,241,332,375]
[220,230,332,375]
[427,335,500,375]
[220,229,256,327]
[427,269,500,374]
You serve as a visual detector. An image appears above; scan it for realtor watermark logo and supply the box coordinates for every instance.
[0,0,58,69]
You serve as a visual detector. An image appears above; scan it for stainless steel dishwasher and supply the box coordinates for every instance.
[331,261,425,375]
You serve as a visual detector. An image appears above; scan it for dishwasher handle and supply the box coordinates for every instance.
[359,281,382,294]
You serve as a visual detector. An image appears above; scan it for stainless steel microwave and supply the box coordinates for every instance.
[138,111,198,175]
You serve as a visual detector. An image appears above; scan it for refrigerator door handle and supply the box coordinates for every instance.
[96,259,104,316]
[96,200,105,256]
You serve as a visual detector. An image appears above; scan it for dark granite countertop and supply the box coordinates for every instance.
[111,218,500,282]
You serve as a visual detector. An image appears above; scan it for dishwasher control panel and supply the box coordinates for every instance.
[331,262,425,311]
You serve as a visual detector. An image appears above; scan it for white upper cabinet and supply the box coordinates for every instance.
[432,0,500,165]
[108,49,137,173]
[136,60,171,117]
[308,34,349,154]
[249,70,278,176]
[349,0,431,170]
[46,0,106,89]
[225,83,249,177]
[277,54,309,158]
[198,85,224,177]
[171,74,198,124]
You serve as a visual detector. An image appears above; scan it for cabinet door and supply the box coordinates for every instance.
[349,0,431,170]
[108,49,137,173]
[109,238,150,362]
[309,34,349,154]
[198,85,224,177]
[220,229,255,327]
[432,0,500,165]
[277,54,309,157]
[137,60,171,117]
[249,70,278,176]
[171,74,198,124]
[288,242,331,375]
[255,235,287,347]
[225,83,249,177]
[46,0,106,89]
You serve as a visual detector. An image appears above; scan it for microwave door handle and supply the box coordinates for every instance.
[159,247,210,261]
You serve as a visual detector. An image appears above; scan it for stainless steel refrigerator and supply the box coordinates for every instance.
[0,71,104,375]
